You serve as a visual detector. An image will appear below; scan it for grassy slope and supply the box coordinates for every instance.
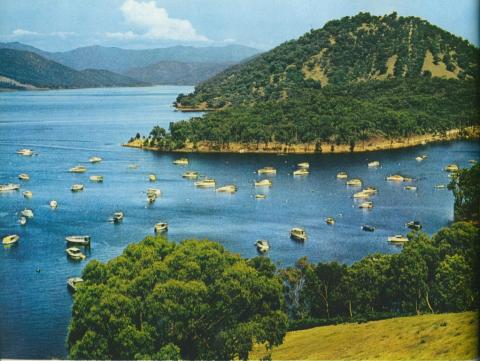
[250,312,478,360]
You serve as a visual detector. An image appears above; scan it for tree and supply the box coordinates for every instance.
[448,164,480,221]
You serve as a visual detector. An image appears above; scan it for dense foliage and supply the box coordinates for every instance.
[177,12,479,108]
[144,78,478,150]
[67,239,287,360]
[449,164,480,221]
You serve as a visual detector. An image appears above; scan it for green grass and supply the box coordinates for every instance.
[250,312,478,360]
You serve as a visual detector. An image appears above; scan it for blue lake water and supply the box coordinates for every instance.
[0,86,478,358]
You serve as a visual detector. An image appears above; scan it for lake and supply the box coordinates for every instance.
[0,86,478,359]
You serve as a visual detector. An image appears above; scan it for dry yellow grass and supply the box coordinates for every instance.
[421,50,459,79]
[250,312,478,360]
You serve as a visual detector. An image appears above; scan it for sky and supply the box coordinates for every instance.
[0,0,478,51]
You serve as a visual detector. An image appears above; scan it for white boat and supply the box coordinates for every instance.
[154,222,168,233]
[216,185,237,193]
[415,155,428,161]
[404,185,417,191]
[444,164,459,172]
[468,159,477,164]
[386,174,404,182]
[363,186,378,195]
[255,194,266,199]
[173,158,189,165]
[18,173,30,181]
[3,234,19,245]
[254,179,272,187]
[19,216,27,226]
[182,171,199,179]
[147,194,156,203]
[69,165,87,173]
[290,227,307,242]
[112,212,124,223]
[257,167,277,175]
[128,164,139,169]
[325,217,335,225]
[149,174,157,182]
[293,168,309,176]
[346,179,362,187]
[21,208,34,218]
[23,190,33,198]
[255,240,270,253]
[71,184,84,192]
[388,235,409,245]
[67,277,84,292]
[147,188,161,197]
[0,183,20,192]
[297,162,310,169]
[434,184,447,189]
[336,172,348,179]
[17,148,33,156]
[50,200,58,209]
[66,247,86,260]
[66,235,91,246]
[195,178,216,188]
[89,156,102,163]
[359,201,373,209]
[89,175,103,182]
[353,191,370,199]
[368,161,380,168]
[406,221,422,230]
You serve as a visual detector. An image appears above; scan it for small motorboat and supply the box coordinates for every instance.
[195,178,216,188]
[182,171,199,179]
[50,200,58,209]
[406,220,422,230]
[69,165,87,173]
[89,175,104,182]
[368,161,380,168]
[89,156,102,163]
[216,185,237,193]
[257,167,277,175]
[21,208,34,218]
[388,235,409,245]
[290,227,307,242]
[147,194,156,204]
[19,216,27,226]
[112,212,124,223]
[404,185,417,191]
[66,247,86,260]
[65,235,91,246]
[149,174,157,182]
[325,217,335,225]
[297,162,310,169]
[255,240,270,253]
[147,188,161,197]
[67,277,84,292]
[361,225,375,232]
[254,179,272,187]
[359,201,373,209]
[415,155,428,161]
[128,164,139,169]
[293,168,309,176]
[336,172,348,179]
[444,164,459,172]
[3,234,19,245]
[386,174,404,182]
[468,159,477,164]
[434,184,447,189]
[154,222,168,233]
[255,194,266,199]
[23,190,33,198]
[346,179,362,187]
[17,148,34,156]
[71,184,84,192]
[353,191,370,199]
[0,183,20,192]
[363,186,378,195]
[173,158,189,165]
[18,173,30,181]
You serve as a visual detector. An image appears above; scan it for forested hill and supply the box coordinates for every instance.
[176,12,479,109]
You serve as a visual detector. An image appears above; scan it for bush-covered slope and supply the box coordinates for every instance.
[0,49,148,89]
[177,12,479,109]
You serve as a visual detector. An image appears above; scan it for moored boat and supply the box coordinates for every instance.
[182,171,199,179]
[89,175,104,182]
[67,277,84,292]
[444,164,459,172]
[23,190,33,198]
[404,185,417,191]
[89,156,102,163]
[69,165,87,173]
[0,183,20,192]
[147,194,156,204]
[255,240,270,253]
[21,208,34,218]
[19,216,27,226]
[293,168,309,176]
[147,188,161,197]
[149,174,157,182]
[173,158,189,165]
[359,201,373,209]
[3,234,19,245]
[325,217,335,225]
[257,167,277,175]
[66,247,86,260]
[386,174,404,182]
[468,159,477,164]
[112,212,124,223]
[297,162,310,169]
[216,185,237,193]
[18,173,30,181]
[16,148,33,156]
[406,220,422,230]
[353,191,370,199]
[336,172,348,179]
[290,227,307,242]
[346,179,362,187]
[255,194,266,199]
[368,161,380,168]
[128,163,139,169]
[50,200,58,209]
[71,184,84,192]
[195,178,216,188]
[363,186,377,194]
[388,235,409,245]
[434,184,447,189]
[254,179,272,187]
[154,222,168,233]
[65,235,91,246]
[362,224,375,232]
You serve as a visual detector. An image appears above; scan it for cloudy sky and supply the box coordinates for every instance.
[0,0,478,51]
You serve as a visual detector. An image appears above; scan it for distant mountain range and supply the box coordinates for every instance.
[0,42,261,89]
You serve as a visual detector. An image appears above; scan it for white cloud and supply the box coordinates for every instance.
[115,0,208,42]
[12,29,40,37]
[5,29,74,39]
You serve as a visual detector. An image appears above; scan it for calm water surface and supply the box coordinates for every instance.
[0,86,478,358]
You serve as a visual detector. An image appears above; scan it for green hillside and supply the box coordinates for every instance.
[0,48,148,89]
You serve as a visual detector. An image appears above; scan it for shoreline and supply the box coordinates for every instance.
[123,126,480,154]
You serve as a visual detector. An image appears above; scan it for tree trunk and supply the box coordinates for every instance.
[425,291,434,314]
[348,300,353,318]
